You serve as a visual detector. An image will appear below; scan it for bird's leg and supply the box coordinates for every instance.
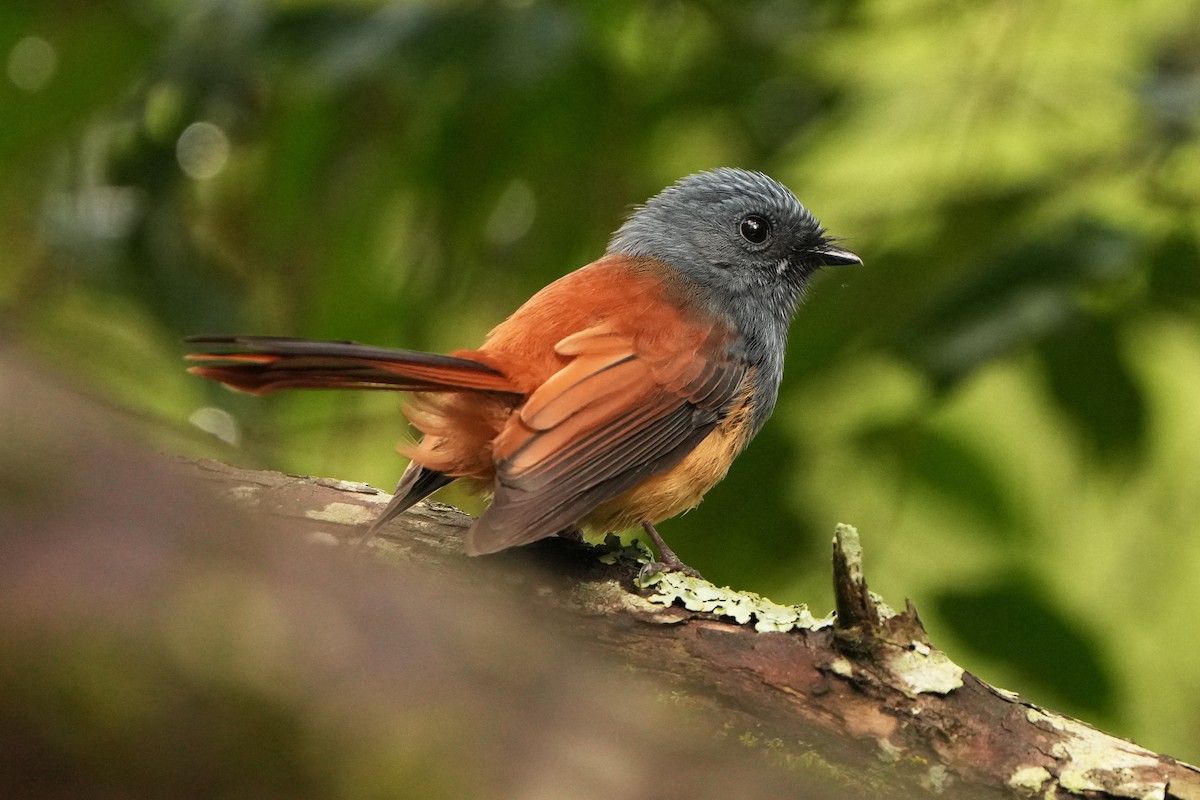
[641,522,703,579]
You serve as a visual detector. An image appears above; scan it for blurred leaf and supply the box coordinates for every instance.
[933,572,1117,720]
[857,422,1017,539]
[1037,317,1146,461]
[896,219,1138,390]
[1147,231,1200,310]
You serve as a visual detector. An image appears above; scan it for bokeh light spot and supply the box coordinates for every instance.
[176,121,231,180]
[7,35,58,92]
[485,179,537,246]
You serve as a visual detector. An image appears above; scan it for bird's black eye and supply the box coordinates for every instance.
[739,214,770,244]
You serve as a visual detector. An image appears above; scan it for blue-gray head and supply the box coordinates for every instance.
[608,168,859,319]
[608,168,860,426]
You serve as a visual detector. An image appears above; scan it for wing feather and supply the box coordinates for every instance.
[466,322,746,555]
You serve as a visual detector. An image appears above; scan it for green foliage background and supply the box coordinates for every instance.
[4,0,1200,762]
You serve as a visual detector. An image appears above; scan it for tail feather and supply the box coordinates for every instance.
[184,335,518,395]
[355,464,455,551]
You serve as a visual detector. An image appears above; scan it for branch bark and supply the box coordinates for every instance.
[182,457,1200,800]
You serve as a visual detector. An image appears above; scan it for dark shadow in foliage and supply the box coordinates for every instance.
[890,217,1146,465]
[1036,316,1146,463]
[932,571,1117,721]
[895,218,1140,390]
[1147,231,1200,311]
[855,422,1019,541]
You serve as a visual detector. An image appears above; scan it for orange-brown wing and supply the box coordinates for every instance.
[465,324,746,555]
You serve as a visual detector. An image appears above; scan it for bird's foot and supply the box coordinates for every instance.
[640,521,704,580]
[639,559,703,581]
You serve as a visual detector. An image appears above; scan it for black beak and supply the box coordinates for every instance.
[813,244,862,267]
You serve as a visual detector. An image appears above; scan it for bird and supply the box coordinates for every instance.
[186,168,860,575]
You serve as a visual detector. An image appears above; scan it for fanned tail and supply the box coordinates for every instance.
[184,335,519,395]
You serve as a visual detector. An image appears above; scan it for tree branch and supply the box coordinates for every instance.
[181,457,1200,800]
